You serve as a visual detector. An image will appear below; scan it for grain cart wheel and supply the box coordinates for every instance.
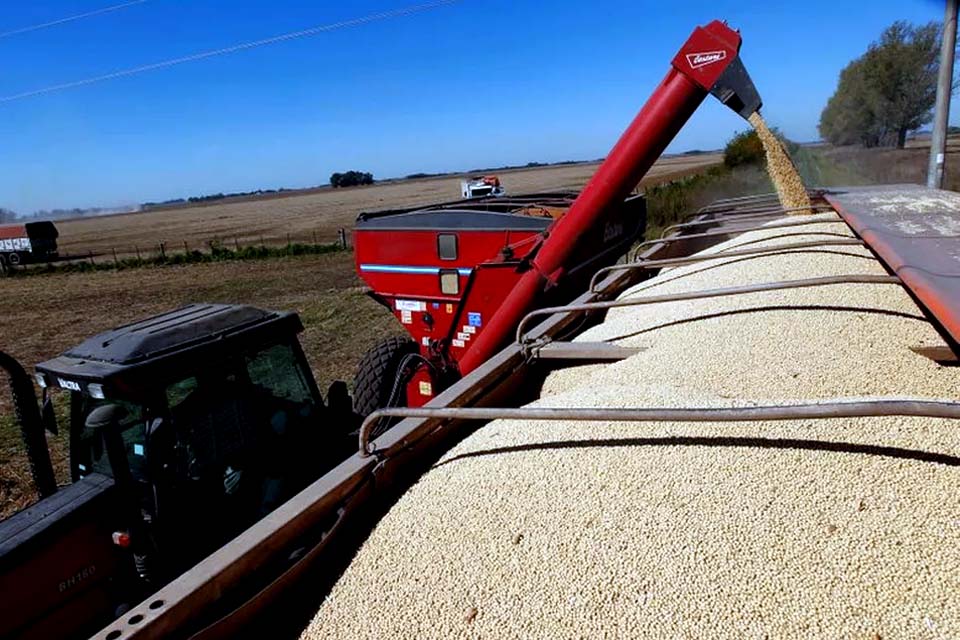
[353,336,419,419]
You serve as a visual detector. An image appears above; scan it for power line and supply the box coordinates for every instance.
[0,0,459,105]
[0,0,152,40]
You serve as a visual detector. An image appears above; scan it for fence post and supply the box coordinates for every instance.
[183,240,189,254]
[260,235,265,248]
[338,228,347,249]
[235,237,240,251]
[286,233,291,247]
[158,242,166,259]
[135,245,141,262]
[112,248,118,266]
[88,251,95,265]
[312,230,318,245]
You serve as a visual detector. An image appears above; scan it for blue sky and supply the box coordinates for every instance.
[0,0,950,213]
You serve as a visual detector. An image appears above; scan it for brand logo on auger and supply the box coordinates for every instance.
[686,50,726,69]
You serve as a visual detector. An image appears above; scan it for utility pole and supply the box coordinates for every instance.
[928,0,958,188]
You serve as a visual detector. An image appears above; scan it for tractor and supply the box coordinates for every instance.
[0,304,355,639]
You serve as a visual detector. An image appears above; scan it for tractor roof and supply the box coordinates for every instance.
[36,303,302,386]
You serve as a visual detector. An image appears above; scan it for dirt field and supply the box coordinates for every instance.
[54,155,720,256]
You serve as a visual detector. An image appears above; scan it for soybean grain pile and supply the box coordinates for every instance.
[303,213,960,638]
[749,111,813,214]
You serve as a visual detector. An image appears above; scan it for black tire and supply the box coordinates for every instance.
[352,336,419,418]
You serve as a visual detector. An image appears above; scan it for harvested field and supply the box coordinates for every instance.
[53,155,719,258]
[802,135,960,191]
[305,214,960,638]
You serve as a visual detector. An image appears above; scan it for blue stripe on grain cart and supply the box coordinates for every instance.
[359,264,473,276]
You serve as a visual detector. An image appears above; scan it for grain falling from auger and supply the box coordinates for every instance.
[749,111,813,214]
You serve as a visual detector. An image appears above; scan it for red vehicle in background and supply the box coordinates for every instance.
[0,221,59,268]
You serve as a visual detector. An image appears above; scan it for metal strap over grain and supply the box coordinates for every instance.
[694,200,826,218]
[694,192,780,212]
[629,217,849,260]
[659,206,836,238]
[588,239,866,292]
[358,398,960,456]
[693,189,824,214]
[517,274,901,344]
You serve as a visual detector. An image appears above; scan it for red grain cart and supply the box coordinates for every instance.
[353,192,646,412]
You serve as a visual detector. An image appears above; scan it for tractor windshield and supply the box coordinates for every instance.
[159,341,322,531]
[76,396,147,481]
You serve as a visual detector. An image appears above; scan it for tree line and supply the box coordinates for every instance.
[820,21,942,148]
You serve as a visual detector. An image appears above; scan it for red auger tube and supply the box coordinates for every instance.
[459,20,750,374]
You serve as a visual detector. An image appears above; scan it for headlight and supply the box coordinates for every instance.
[87,383,106,400]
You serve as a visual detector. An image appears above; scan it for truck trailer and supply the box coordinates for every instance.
[0,221,59,268]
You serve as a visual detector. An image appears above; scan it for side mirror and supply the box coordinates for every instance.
[41,389,58,435]
[85,403,127,433]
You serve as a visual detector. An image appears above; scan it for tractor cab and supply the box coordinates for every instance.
[34,304,352,578]
[1,303,355,638]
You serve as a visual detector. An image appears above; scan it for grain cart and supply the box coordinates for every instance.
[0,304,356,639]
[352,18,760,418]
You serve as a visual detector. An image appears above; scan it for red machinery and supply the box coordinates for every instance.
[354,20,761,411]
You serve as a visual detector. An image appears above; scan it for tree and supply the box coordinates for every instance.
[330,171,374,188]
[724,129,764,168]
[0,208,17,223]
[820,21,940,148]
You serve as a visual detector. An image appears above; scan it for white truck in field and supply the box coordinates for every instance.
[460,175,505,199]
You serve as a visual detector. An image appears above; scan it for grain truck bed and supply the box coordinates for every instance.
[303,208,960,638]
